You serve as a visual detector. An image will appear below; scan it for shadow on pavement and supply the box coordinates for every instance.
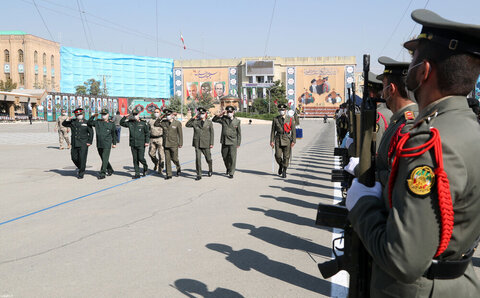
[473,257,480,267]
[269,185,333,198]
[248,207,328,231]
[236,169,273,176]
[172,278,244,298]
[233,223,330,257]
[260,194,317,210]
[206,243,338,296]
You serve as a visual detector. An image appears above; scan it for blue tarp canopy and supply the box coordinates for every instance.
[60,47,173,98]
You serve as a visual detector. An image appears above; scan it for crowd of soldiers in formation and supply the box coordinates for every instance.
[55,103,297,181]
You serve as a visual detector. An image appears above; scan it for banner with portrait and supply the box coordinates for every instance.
[295,66,345,108]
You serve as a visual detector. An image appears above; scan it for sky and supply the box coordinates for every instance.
[4,0,480,73]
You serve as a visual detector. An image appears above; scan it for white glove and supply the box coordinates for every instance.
[346,178,382,211]
[345,137,354,149]
[344,157,359,175]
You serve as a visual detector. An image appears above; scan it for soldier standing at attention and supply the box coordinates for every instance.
[88,108,117,179]
[120,110,149,179]
[367,72,393,151]
[148,108,165,174]
[212,105,241,179]
[55,109,70,150]
[154,108,183,180]
[62,108,93,179]
[346,10,480,297]
[186,107,214,181]
[270,104,296,178]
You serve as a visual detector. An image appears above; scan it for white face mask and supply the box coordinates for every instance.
[134,115,140,120]
[154,113,160,118]
[76,115,84,120]
[62,113,67,116]
[102,114,109,120]
[227,112,233,118]
[279,110,286,116]
[166,115,172,121]
[200,113,206,119]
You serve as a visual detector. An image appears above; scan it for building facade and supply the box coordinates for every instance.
[0,31,60,91]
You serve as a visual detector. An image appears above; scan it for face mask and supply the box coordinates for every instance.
[154,113,160,118]
[405,61,425,102]
[280,110,286,116]
[76,115,84,120]
[62,113,67,116]
[102,114,109,120]
[382,85,392,102]
[227,112,233,118]
[134,115,140,120]
[200,113,206,119]
[166,115,172,121]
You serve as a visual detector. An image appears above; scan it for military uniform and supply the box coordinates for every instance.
[186,107,214,180]
[212,106,241,178]
[367,72,393,152]
[270,104,296,178]
[56,113,70,149]
[154,109,183,179]
[120,112,150,179]
[88,109,117,179]
[148,117,165,172]
[347,10,480,297]
[62,108,93,179]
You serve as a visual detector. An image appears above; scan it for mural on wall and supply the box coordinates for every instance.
[296,66,345,108]
[183,68,233,105]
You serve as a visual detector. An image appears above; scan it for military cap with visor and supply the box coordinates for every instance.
[197,107,207,113]
[376,56,410,81]
[367,71,383,89]
[163,108,173,115]
[73,108,84,115]
[404,9,480,57]
[277,103,287,110]
[225,106,235,112]
[100,108,109,114]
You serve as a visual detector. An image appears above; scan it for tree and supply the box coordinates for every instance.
[0,78,17,91]
[169,96,188,115]
[85,78,102,96]
[75,85,87,95]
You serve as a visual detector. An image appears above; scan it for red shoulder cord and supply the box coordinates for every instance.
[284,118,292,133]
[377,112,389,129]
[388,128,454,257]
[387,123,407,165]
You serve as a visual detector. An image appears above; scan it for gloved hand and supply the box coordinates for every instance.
[344,157,359,175]
[345,137,354,149]
[346,178,382,211]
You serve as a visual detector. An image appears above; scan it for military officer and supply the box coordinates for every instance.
[212,105,241,179]
[346,9,480,297]
[55,109,70,150]
[186,107,214,180]
[154,108,183,180]
[148,108,165,173]
[62,108,93,179]
[270,104,296,178]
[88,108,117,179]
[120,110,150,179]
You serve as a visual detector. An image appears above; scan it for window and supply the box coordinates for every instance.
[35,74,38,86]
[4,50,9,62]
[19,73,25,85]
[51,76,55,90]
[42,53,46,65]
[50,55,54,68]
[34,51,38,64]
[18,49,23,63]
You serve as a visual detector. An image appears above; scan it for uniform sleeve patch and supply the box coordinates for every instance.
[404,111,415,120]
[407,165,435,196]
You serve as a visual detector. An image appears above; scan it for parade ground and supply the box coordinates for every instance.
[0,119,478,297]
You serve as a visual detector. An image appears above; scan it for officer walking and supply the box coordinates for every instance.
[120,110,149,179]
[148,108,165,174]
[212,105,241,179]
[55,109,70,150]
[270,104,296,178]
[62,108,93,179]
[186,107,214,180]
[88,108,117,179]
[154,108,183,180]
[346,10,480,297]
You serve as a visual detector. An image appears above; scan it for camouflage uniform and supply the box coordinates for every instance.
[56,115,70,149]
[148,118,165,172]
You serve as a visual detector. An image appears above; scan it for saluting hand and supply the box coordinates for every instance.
[87,143,91,146]
[210,145,213,149]
[291,142,295,148]
[144,143,149,147]
[112,145,116,148]
[270,142,274,148]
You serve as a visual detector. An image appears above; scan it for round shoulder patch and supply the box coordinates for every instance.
[407,166,435,196]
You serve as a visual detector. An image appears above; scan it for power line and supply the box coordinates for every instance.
[79,0,95,50]
[378,0,414,56]
[31,0,56,42]
[263,0,277,57]
[76,0,90,49]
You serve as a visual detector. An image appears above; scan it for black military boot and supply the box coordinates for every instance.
[278,164,283,176]
[142,166,148,177]
[176,167,181,176]
[98,173,106,180]
[132,173,140,179]
[282,167,287,178]
[106,169,114,176]
[208,162,213,177]
[195,175,202,181]
[153,161,158,172]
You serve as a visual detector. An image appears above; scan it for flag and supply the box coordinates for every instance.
[180,34,186,50]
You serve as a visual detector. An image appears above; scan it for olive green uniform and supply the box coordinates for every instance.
[56,115,70,149]
[155,119,183,177]
[212,115,241,175]
[376,104,393,152]
[186,117,214,176]
[120,116,150,176]
[270,115,296,169]
[62,118,94,176]
[148,118,165,170]
[88,118,117,176]
[349,96,480,297]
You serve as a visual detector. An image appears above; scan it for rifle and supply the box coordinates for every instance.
[316,54,374,298]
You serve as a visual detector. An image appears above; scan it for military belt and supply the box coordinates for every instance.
[423,250,473,280]
[150,135,162,139]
